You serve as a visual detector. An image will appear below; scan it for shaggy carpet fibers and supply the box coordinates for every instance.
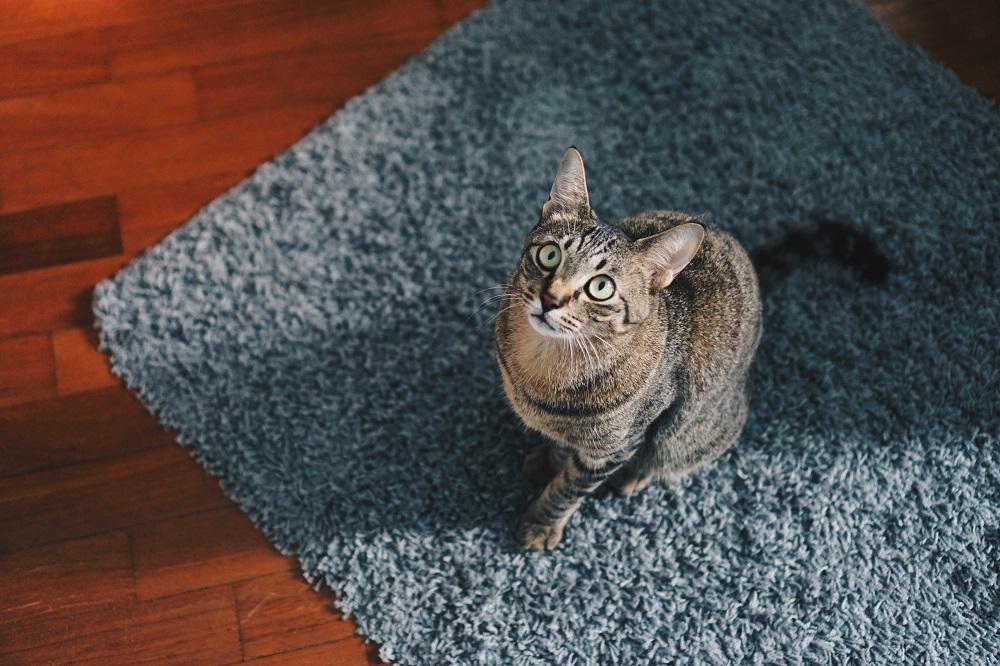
[94,0,1000,663]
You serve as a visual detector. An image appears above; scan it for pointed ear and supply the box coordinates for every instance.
[543,147,590,217]
[636,223,705,290]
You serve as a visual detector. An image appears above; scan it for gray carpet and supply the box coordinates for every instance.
[94,0,1000,663]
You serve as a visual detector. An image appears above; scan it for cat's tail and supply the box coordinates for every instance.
[750,219,890,292]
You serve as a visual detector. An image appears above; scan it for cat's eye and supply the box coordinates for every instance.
[536,243,562,270]
[586,275,616,301]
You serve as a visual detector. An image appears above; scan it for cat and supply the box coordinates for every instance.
[494,147,763,550]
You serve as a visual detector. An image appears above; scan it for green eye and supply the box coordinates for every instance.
[536,243,561,270]
[586,275,616,301]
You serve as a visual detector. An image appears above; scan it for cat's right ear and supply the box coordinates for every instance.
[543,147,590,218]
[636,223,705,290]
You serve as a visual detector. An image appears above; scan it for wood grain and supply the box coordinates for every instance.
[234,569,357,659]
[0,72,199,153]
[0,103,331,214]
[0,334,55,408]
[0,387,172,479]
[240,638,382,665]
[52,326,118,395]
[868,0,1000,100]
[436,0,487,24]
[0,29,109,100]
[132,506,291,600]
[117,172,245,254]
[0,586,242,665]
[0,196,121,276]
[0,447,230,554]
[193,28,444,120]
[107,1,445,78]
[0,256,128,338]
[0,531,133,626]
[0,0,249,44]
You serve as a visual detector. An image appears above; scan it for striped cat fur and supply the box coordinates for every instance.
[496,148,762,550]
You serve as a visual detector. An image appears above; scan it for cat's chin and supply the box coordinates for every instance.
[526,311,579,341]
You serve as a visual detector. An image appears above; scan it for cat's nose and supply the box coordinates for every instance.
[540,290,566,312]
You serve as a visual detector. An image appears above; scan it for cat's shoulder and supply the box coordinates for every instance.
[613,209,700,240]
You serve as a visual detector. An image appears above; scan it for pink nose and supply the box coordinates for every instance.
[540,290,565,310]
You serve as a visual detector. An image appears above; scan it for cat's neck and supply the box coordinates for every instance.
[499,312,642,395]
[520,331,613,386]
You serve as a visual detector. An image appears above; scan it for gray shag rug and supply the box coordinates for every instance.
[94,1,1000,663]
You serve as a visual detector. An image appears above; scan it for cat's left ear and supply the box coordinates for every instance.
[636,223,705,290]
[543,147,591,218]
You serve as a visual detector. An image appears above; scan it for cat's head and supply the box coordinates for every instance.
[506,147,704,343]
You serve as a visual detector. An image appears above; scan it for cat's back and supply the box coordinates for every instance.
[619,211,761,385]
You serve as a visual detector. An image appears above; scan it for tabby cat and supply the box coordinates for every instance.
[495,147,762,550]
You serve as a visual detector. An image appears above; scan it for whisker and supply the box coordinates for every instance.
[585,335,605,370]
[471,294,507,310]
[481,303,522,321]
[582,337,597,376]
[478,302,524,329]
[576,336,592,376]
[586,336,600,372]
[589,332,616,355]
[466,284,521,321]
[470,283,510,297]
[466,296,507,324]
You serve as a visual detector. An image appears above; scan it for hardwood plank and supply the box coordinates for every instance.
[947,58,1000,104]
[234,570,356,659]
[868,0,1000,102]
[869,0,1000,50]
[0,447,231,554]
[242,637,382,665]
[0,0,250,44]
[0,386,172,479]
[0,585,242,665]
[0,334,56,408]
[133,506,291,600]
[0,29,109,100]
[118,172,244,254]
[52,326,118,396]
[0,255,127,338]
[0,196,122,276]
[108,0,444,79]
[194,27,444,120]
[0,532,132,626]
[0,72,199,153]
[433,0,485,24]
[0,103,331,214]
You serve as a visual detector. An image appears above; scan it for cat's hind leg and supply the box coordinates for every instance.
[607,439,656,496]
[608,466,654,497]
[649,383,750,481]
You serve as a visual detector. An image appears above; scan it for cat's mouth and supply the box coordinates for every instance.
[532,312,557,331]
[527,310,578,340]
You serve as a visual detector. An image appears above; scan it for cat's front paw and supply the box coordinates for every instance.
[518,518,564,551]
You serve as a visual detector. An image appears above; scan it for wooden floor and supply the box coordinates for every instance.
[0,1,996,664]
